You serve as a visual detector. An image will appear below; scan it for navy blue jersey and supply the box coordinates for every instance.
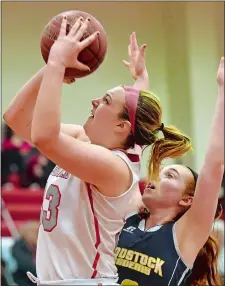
[116,213,192,286]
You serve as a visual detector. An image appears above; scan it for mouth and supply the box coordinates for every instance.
[145,181,156,192]
[89,110,94,119]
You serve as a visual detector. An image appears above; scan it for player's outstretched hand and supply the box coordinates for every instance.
[123,32,147,80]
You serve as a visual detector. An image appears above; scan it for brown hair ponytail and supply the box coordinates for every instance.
[185,205,223,286]
[148,125,192,181]
[120,90,192,171]
[187,234,221,285]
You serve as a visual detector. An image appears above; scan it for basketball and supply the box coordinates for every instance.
[40,10,108,78]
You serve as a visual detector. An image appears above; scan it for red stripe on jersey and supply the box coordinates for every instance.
[127,153,140,162]
[87,184,101,278]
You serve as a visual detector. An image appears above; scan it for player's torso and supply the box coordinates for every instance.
[36,165,140,281]
[116,215,191,286]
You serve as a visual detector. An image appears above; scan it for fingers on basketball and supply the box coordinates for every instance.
[80,31,99,50]
[68,17,83,37]
[59,16,67,38]
[74,17,91,41]
[64,78,76,84]
[75,59,90,72]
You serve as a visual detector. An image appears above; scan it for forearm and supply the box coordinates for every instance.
[3,66,46,140]
[205,85,224,165]
[133,69,149,90]
[31,62,65,144]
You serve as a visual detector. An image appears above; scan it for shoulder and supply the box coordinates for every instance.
[124,212,141,227]
[111,150,140,180]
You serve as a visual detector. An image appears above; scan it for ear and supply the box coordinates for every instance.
[178,195,193,207]
[115,120,131,134]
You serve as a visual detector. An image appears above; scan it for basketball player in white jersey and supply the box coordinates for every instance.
[3,17,192,285]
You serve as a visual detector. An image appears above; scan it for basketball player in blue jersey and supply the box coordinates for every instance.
[3,18,192,285]
[116,57,224,286]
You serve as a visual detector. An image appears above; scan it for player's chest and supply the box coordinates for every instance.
[43,166,82,207]
[118,225,164,253]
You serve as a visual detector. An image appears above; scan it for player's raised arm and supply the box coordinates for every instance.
[175,57,224,264]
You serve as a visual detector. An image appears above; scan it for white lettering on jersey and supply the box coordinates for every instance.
[123,226,136,234]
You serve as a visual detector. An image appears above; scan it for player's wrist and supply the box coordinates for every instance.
[47,60,66,73]
[137,69,149,81]
[134,69,149,89]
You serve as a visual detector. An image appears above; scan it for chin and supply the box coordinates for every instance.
[142,192,156,205]
[83,122,88,133]
[142,194,150,205]
[83,117,93,133]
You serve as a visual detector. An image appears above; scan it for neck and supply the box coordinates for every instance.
[145,207,177,230]
[100,137,127,151]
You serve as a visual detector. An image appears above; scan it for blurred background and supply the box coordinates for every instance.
[1,1,224,285]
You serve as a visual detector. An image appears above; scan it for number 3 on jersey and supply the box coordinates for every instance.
[41,184,61,232]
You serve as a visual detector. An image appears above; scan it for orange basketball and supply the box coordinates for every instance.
[40,10,108,78]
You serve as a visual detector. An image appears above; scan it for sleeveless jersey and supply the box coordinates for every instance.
[116,213,192,286]
[36,150,141,283]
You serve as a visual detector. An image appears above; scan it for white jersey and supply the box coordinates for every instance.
[36,150,141,283]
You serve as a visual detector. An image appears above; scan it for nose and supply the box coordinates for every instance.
[91,98,100,109]
[149,181,156,189]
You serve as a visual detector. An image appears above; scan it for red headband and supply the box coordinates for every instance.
[123,86,140,135]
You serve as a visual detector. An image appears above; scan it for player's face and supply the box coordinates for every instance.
[83,86,129,146]
[142,165,193,209]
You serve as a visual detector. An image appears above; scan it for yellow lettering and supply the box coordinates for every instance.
[139,254,148,266]
[115,257,123,266]
[133,252,141,263]
[147,256,156,268]
[143,266,151,275]
[122,259,130,267]
[128,261,135,269]
[115,249,165,278]
[154,258,165,277]
[134,263,145,273]
[118,248,127,259]
[114,247,121,258]
[125,250,134,261]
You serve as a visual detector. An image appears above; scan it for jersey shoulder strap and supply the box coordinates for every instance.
[124,213,141,228]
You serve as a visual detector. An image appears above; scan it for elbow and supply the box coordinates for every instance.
[31,128,58,149]
[3,112,14,131]
[31,134,48,147]
[31,134,52,148]
[3,109,18,130]
[3,111,11,125]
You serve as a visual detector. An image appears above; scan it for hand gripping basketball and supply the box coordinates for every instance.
[48,17,100,71]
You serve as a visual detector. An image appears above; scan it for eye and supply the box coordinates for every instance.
[102,97,109,104]
[167,172,174,179]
